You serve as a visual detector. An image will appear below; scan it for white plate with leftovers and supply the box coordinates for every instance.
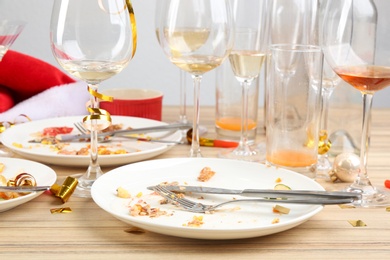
[0,157,56,212]
[91,158,324,240]
[1,116,181,167]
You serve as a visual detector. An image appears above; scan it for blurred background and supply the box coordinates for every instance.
[1,0,390,108]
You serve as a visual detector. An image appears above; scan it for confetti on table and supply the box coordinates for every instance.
[124,227,145,234]
[339,204,356,209]
[348,220,367,227]
[50,207,72,214]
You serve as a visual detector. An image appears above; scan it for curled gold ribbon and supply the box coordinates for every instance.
[0,114,31,133]
[84,0,137,127]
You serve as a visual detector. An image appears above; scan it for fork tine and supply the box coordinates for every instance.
[74,122,89,134]
[153,185,198,209]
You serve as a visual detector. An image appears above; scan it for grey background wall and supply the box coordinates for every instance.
[1,0,390,108]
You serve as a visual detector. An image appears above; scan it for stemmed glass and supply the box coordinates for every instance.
[322,0,390,207]
[219,0,268,161]
[0,20,25,157]
[50,0,136,197]
[0,20,25,61]
[154,2,188,137]
[157,0,234,157]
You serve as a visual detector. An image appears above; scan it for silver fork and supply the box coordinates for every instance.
[73,122,186,144]
[152,185,358,213]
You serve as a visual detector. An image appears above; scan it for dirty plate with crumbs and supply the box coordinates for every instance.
[91,158,325,240]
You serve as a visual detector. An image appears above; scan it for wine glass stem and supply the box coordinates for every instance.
[189,74,202,157]
[81,84,103,186]
[179,70,188,124]
[355,93,373,187]
[238,81,252,149]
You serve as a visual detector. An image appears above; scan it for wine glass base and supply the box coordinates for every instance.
[219,142,265,162]
[65,173,96,198]
[316,155,332,180]
[345,185,390,208]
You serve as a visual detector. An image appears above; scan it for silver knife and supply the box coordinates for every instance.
[0,186,51,192]
[147,185,361,200]
[29,122,191,143]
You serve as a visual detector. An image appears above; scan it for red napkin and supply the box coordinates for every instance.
[0,50,75,113]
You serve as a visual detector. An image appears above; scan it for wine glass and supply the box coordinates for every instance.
[322,0,390,207]
[154,2,188,139]
[219,0,268,162]
[0,20,25,61]
[50,0,136,197]
[157,0,234,157]
[0,20,25,157]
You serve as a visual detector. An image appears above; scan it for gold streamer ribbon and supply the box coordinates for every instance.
[0,114,31,133]
[85,0,137,127]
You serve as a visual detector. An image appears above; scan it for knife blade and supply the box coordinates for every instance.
[28,122,191,143]
[0,186,51,192]
[147,185,361,200]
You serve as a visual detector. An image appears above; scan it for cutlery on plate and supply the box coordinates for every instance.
[147,185,362,200]
[0,186,51,192]
[29,122,192,143]
[29,135,186,144]
[152,185,361,213]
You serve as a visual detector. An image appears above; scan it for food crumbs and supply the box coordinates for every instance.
[116,187,131,198]
[183,215,204,227]
[197,167,215,182]
[12,142,23,148]
[275,177,282,183]
[273,205,290,214]
[136,191,143,198]
[272,218,280,224]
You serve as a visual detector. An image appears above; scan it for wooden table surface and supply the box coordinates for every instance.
[1,106,390,259]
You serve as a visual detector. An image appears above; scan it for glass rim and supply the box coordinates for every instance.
[269,44,322,53]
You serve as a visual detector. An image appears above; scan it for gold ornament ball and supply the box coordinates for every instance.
[332,153,360,182]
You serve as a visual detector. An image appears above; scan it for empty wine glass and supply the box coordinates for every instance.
[0,20,25,157]
[50,0,136,197]
[0,20,25,61]
[157,0,234,157]
[322,0,390,207]
[219,0,268,162]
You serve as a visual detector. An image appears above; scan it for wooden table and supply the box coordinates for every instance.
[1,106,390,259]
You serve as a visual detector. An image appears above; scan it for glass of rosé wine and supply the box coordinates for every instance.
[322,0,390,207]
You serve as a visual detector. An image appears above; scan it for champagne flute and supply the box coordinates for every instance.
[322,0,390,207]
[50,0,136,197]
[0,20,25,157]
[157,0,234,157]
[219,0,268,161]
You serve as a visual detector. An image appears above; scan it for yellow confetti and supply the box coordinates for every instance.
[348,220,367,227]
[339,204,356,209]
[50,207,72,214]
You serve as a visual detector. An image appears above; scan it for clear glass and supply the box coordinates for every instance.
[0,20,25,61]
[218,0,268,162]
[154,2,188,142]
[156,0,234,157]
[0,20,25,157]
[322,0,390,207]
[266,44,323,179]
[50,0,136,197]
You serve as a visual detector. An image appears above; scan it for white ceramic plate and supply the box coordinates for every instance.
[1,116,181,167]
[91,158,324,240]
[0,158,57,212]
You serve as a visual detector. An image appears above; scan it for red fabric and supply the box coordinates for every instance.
[0,85,14,112]
[0,50,75,113]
